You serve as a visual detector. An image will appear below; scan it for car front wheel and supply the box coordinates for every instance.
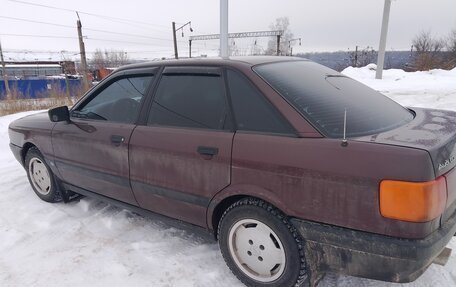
[25,147,61,203]
[218,198,307,287]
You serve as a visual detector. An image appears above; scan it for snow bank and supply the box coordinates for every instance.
[342,65,456,111]
[1,67,456,287]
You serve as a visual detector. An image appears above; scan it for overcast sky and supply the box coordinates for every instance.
[0,0,455,61]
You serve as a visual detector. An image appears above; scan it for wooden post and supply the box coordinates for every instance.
[172,22,178,59]
[276,35,281,56]
[0,40,11,99]
[77,17,89,89]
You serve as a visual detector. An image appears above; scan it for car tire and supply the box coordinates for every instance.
[218,198,307,287]
[25,147,61,203]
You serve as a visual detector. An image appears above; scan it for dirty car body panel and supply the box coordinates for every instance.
[8,56,456,285]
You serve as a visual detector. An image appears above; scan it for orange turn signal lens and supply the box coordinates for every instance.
[380,177,447,222]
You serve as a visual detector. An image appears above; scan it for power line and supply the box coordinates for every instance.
[121,50,174,54]
[0,15,182,43]
[7,0,169,30]
[3,48,176,55]
[0,15,73,28]
[83,27,174,42]
[5,50,77,54]
[0,33,77,39]
[3,48,80,53]
[0,33,177,46]
[87,37,170,46]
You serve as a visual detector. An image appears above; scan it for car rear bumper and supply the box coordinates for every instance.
[291,210,456,283]
[9,143,23,166]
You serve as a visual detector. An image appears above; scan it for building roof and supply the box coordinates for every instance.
[5,64,62,68]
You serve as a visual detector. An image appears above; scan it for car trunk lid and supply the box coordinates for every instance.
[354,108,456,178]
[355,107,456,224]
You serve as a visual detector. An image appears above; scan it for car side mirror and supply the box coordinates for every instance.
[48,106,70,123]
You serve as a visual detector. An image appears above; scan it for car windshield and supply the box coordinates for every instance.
[253,61,414,138]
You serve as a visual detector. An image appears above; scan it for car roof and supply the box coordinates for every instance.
[116,56,309,72]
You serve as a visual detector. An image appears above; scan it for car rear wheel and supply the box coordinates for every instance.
[25,147,61,203]
[218,198,307,287]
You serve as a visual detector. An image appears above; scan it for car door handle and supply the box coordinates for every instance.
[197,146,219,156]
[111,135,125,145]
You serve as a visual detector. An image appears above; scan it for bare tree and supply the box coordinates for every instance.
[107,50,129,67]
[265,17,293,55]
[447,29,456,68]
[90,49,105,70]
[89,49,129,70]
[348,46,378,67]
[412,31,445,70]
[448,30,456,54]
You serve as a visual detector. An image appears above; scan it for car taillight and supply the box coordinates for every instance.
[379,177,447,222]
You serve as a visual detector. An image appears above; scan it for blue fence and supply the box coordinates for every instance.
[0,79,82,99]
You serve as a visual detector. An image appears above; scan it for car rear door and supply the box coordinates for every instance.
[52,68,157,205]
[129,66,234,226]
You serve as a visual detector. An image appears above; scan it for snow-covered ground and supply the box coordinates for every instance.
[1,66,456,287]
[342,64,456,111]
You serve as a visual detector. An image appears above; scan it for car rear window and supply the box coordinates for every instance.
[253,61,414,138]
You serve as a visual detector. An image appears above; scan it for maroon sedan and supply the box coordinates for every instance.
[8,57,456,287]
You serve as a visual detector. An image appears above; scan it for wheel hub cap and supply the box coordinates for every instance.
[29,158,51,196]
[228,219,286,282]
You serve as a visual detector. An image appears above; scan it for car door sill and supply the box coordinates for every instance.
[63,182,213,240]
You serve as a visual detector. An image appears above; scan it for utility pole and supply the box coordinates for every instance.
[76,12,89,89]
[0,39,11,99]
[276,35,281,56]
[189,40,192,58]
[288,38,301,56]
[172,21,193,59]
[172,22,178,59]
[355,45,358,67]
[220,0,229,58]
[376,0,392,79]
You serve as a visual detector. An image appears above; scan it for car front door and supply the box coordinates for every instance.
[129,66,234,226]
[52,68,156,205]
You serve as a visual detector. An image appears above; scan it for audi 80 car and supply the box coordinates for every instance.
[8,57,456,287]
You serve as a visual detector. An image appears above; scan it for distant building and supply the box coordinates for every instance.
[0,61,76,78]
[93,67,116,81]
[0,61,82,99]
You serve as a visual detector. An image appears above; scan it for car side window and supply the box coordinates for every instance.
[75,75,153,124]
[226,69,293,134]
[148,73,229,130]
